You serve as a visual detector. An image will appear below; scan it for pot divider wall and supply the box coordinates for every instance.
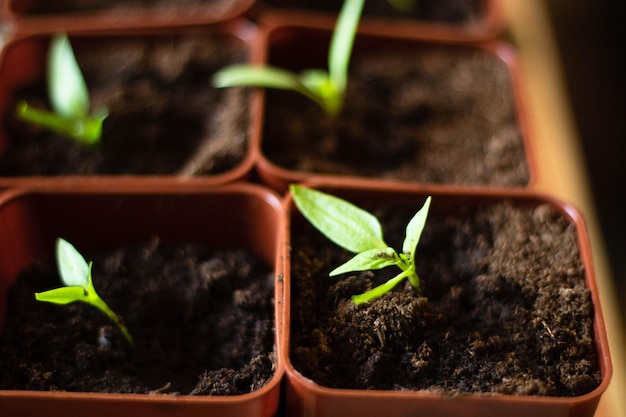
[280,180,612,417]
[2,0,256,34]
[253,0,504,43]
[0,183,284,417]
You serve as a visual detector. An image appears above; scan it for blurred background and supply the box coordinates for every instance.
[545,0,626,334]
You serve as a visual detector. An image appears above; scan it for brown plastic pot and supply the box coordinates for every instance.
[280,180,612,417]
[253,24,536,194]
[0,183,284,417]
[0,22,260,191]
[2,0,256,34]
[254,0,504,43]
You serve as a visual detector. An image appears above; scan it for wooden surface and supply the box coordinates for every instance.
[503,1,626,416]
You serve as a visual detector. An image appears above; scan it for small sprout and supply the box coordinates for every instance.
[212,0,365,116]
[290,184,431,304]
[35,238,133,346]
[16,33,108,145]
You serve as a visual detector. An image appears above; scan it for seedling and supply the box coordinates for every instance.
[16,33,108,145]
[35,238,133,346]
[212,0,365,116]
[290,184,431,304]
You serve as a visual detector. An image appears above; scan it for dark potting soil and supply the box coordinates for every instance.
[263,44,530,187]
[261,0,484,24]
[290,201,600,396]
[17,0,242,16]
[0,237,276,395]
[0,33,248,177]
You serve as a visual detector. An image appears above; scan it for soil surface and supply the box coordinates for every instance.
[289,200,600,396]
[263,44,530,187]
[0,33,248,177]
[261,0,484,24]
[0,237,276,395]
[16,0,243,16]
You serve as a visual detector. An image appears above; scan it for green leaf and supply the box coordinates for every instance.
[330,247,399,276]
[56,238,89,288]
[48,33,90,119]
[351,269,412,304]
[300,69,341,116]
[16,100,106,146]
[328,0,364,94]
[213,65,304,91]
[300,69,333,96]
[402,196,431,258]
[35,286,87,305]
[290,185,388,253]
[212,65,327,108]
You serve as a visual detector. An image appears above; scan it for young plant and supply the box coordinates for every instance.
[35,238,133,346]
[290,184,431,304]
[16,33,108,146]
[212,0,365,116]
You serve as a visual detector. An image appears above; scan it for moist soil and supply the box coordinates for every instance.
[263,44,530,188]
[14,0,243,17]
[0,237,276,395]
[0,33,248,177]
[260,0,484,24]
[290,200,600,396]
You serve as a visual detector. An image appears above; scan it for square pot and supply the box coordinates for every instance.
[0,22,260,190]
[3,0,256,34]
[280,180,612,417]
[254,0,504,42]
[0,183,284,417]
[253,24,536,193]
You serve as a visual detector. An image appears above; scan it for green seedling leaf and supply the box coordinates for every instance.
[212,0,364,116]
[213,65,305,91]
[16,101,107,146]
[329,247,399,276]
[48,33,90,119]
[300,69,340,113]
[15,33,107,145]
[34,286,87,305]
[212,65,326,109]
[402,196,431,258]
[35,238,133,346]
[290,185,432,304]
[56,236,90,287]
[328,0,364,96]
[290,184,387,253]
